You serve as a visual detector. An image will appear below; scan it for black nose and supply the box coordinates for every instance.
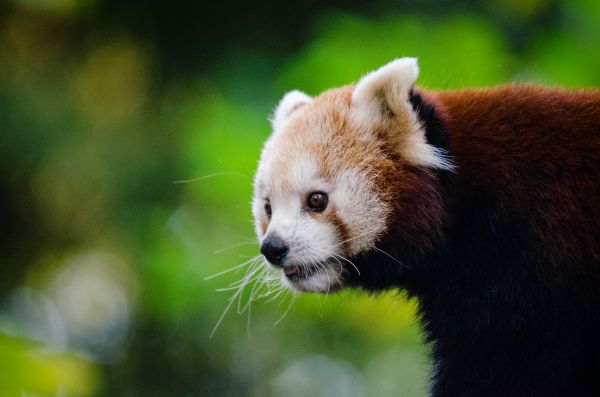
[260,234,289,266]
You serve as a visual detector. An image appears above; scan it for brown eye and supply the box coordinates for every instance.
[307,192,328,212]
[264,201,272,218]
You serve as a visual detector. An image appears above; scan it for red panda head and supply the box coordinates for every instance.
[253,58,451,293]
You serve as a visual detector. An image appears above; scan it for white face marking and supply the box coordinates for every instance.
[253,131,388,293]
[255,155,342,293]
[331,168,387,254]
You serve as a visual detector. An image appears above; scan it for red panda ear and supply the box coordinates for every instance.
[351,57,419,127]
[270,90,312,132]
[351,58,453,170]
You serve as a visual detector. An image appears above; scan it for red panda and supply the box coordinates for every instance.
[252,58,600,396]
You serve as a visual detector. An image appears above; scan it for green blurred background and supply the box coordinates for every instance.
[0,0,598,395]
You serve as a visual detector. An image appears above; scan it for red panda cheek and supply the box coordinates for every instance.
[304,205,350,251]
[325,209,351,253]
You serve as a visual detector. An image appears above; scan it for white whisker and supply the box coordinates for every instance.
[209,257,265,338]
[204,255,262,280]
[172,172,251,184]
[213,241,257,254]
[273,292,297,327]
[332,253,361,276]
[332,230,374,247]
[210,283,244,338]
[265,287,287,303]
[373,246,405,267]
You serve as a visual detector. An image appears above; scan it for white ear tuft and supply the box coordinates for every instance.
[351,58,453,170]
[351,58,419,126]
[270,90,312,131]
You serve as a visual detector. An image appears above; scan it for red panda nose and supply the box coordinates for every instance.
[260,234,289,266]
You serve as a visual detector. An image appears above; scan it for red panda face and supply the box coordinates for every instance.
[253,89,390,292]
[253,58,452,293]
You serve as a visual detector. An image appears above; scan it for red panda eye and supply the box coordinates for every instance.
[307,192,328,212]
[264,201,272,218]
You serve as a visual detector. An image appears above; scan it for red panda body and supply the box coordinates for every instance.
[388,86,600,396]
[253,59,600,396]
[437,85,600,274]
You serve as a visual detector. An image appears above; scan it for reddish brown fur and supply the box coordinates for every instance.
[342,84,600,395]
[325,208,352,252]
[430,85,600,272]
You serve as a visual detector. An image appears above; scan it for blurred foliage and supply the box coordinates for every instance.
[0,333,99,397]
[0,0,598,395]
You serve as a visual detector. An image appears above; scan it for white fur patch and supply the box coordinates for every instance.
[352,57,419,124]
[253,153,356,293]
[270,90,312,132]
[332,168,387,254]
[275,158,337,259]
[286,157,319,194]
[351,58,453,170]
[253,155,388,293]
